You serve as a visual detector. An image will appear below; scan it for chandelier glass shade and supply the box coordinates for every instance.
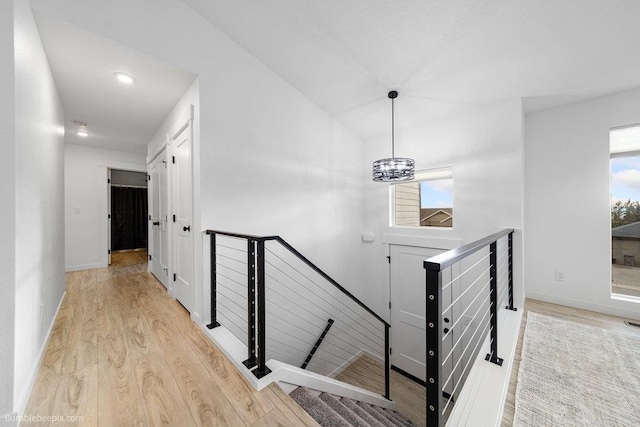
[372,91,415,182]
[372,157,415,181]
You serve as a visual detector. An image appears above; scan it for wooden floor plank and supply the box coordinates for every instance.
[51,363,98,427]
[334,353,427,426]
[21,366,60,424]
[97,333,146,426]
[174,363,244,426]
[147,315,202,375]
[61,290,97,375]
[124,314,161,360]
[262,383,320,427]
[133,351,196,427]
[201,359,274,425]
[249,406,299,427]
[23,252,321,427]
[97,280,126,341]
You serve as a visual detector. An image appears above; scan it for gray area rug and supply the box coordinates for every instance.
[514,312,640,426]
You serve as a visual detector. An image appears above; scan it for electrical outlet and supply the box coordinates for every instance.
[555,271,565,281]
[40,304,44,324]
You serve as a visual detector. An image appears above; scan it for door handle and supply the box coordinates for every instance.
[153,221,160,226]
[183,225,191,232]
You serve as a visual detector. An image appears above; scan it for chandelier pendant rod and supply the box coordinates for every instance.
[391,95,395,159]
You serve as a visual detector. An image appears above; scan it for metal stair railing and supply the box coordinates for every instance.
[206,229,391,399]
[424,228,517,426]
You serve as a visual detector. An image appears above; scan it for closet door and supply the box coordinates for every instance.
[171,121,194,312]
[149,150,170,288]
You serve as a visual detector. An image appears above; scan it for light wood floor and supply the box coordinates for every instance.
[33,255,638,427]
[334,353,434,426]
[23,252,319,427]
[501,298,640,426]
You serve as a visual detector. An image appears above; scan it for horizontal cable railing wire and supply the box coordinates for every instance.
[263,254,385,349]
[265,246,386,335]
[206,229,391,398]
[424,229,516,427]
[265,285,377,354]
[264,239,387,396]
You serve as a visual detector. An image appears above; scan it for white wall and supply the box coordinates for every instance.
[65,144,146,271]
[0,0,15,418]
[525,89,640,319]
[12,0,66,417]
[30,1,366,326]
[146,78,199,311]
[362,99,525,317]
[147,79,198,160]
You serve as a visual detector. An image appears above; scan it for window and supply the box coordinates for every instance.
[393,168,453,228]
[610,124,640,299]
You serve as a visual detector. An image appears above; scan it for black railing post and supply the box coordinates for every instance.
[301,319,335,370]
[384,324,390,400]
[243,239,257,369]
[507,232,517,311]
[486,241,503,366]
[207,233,220,329]
[253,239,271,379]
[425,266,442,426]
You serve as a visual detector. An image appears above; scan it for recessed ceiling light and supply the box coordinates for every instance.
[74,121,89,137]
[114,72,136,84]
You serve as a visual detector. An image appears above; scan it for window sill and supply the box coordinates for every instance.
[381,233,462,249]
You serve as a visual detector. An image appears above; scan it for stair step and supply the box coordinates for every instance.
[380,407,414,426]
[356,401,398,427]
[291,386,413,427]
[319,393,370,427]
[339,397,386,427]
[290,387,350,427]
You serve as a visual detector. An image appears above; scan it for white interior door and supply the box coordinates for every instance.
[107,168,112,265]
[171,121,194,312]
[390,244,454,386]
[149,150,169,288]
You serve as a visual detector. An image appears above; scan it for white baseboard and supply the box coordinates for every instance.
[267,360,396,410]
[190,312,201,325]
[13,291,66,420]
[526,291,640,321]
[202,324,395,410]
[65,263,101,272]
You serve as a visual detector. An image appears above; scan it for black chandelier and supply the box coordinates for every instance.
[372,91,415,182]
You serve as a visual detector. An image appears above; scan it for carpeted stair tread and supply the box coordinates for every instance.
[291,386,415,427]
[290,387,351,427]
[378,407,414,426]
[356,401,397,427]
[319,393,370,427]
[339,397,386,427]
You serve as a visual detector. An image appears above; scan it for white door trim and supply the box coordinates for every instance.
[99,161,146,268]
[170,114,195,313]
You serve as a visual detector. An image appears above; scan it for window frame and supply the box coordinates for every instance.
[390,167,453,229]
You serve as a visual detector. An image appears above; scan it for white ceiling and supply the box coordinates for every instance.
[31,2,640,149]
[34,12,196,154]
[181,0,640,139]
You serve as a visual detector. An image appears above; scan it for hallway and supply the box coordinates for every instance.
[22,254,318,426]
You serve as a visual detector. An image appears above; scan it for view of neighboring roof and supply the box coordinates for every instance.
[421,208,452,222]
[420,208,453,227]
[612,221,640,238]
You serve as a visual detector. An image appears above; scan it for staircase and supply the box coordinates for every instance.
[290,387,414,427]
